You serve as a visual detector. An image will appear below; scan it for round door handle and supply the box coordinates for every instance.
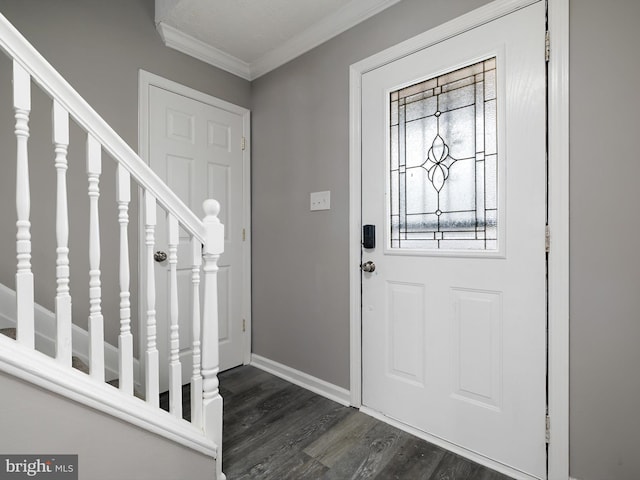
[154,251,167,263]
[361,261,376,273]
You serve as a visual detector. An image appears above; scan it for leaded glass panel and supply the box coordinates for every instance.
[389,58,498,250]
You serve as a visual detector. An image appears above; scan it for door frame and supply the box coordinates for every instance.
[348,0,569,479]
[137,70,252,369]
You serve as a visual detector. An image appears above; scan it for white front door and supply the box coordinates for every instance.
[145,82,249,390]
[361,2,546,478]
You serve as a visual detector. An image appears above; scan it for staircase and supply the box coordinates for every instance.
[0,12,225,480]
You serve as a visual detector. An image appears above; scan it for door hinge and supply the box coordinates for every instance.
[242,228,246,241]
[545,30,550,62]
[545,225,550,253]
[242,318,246,332]
[545,414,551,444]
[241,136,246,151]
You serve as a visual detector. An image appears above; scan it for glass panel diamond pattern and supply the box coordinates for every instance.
[389,58,497,250]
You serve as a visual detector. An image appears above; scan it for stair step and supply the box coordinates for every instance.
[1,327,16,340]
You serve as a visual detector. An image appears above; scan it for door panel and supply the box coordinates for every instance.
[149,85,246,390]
[361,3,546,477]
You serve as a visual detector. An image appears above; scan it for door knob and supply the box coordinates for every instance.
[154,251,167,262]
[361,261,376,273]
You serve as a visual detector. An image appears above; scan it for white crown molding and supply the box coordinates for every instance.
[156,0,402,81]
[250,0,403,79]
[156,21,252,80]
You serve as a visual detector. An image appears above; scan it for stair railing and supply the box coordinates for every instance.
[0,12,224,478]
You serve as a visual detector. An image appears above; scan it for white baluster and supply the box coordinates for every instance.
[190,237,203,428]
[87,134,104,381]
[168,214,182,418]
[144,191,159,406]
[201,199,224,476]
[117,165,133,395]
[53,100,72,366]
[13,61,34,348]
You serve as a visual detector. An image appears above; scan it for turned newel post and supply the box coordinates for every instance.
[201,199,225,478]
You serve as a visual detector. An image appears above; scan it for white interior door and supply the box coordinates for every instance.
[147,84,247,389]
[361,2,547,478]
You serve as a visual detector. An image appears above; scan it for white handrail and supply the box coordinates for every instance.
[0,12,225,475]
[0,12,205,242]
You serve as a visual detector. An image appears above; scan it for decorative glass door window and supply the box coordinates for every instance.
[389,58,497,250]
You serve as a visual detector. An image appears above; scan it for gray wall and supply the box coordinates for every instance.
[569,1,640,479]
[252,0,640,479]
[251,0,493,392]
[2,0,640,479]
[0,0,250,355]
[0,373,216,480]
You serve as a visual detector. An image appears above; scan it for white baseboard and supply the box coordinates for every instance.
[0,282,141,389]
[250,354,351,407]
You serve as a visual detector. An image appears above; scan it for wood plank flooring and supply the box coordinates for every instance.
[216,365,515,480]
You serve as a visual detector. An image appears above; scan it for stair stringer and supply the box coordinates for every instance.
[0,374,217,480]
[0,334,217,460]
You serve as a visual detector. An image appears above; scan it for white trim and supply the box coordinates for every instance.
[241,112,253,366]
[348,0,569,478]
[156,22,252,81]
[156,0,401,80]
[348,62,363,408]
[139,69,252,117]
[546,0,570,479]
[250,0,403,80]
[137,70,253,370]
[250,354,351,407]
[361,406,540,480]
[0,334,216,458]
[0,283,141,390]
[349,0,539,77]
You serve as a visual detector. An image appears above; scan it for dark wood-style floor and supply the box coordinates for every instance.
[212,365,514,480]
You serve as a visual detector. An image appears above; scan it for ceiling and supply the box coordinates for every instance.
[155,0,402,80]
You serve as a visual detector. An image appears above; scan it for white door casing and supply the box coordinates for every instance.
[361,4,545,475]
[139,71,251,389]
[348,0,571,478]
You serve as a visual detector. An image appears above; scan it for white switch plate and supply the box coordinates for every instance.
[310,191,330,211]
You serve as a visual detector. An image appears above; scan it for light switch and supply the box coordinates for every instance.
[310,191,330,211]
